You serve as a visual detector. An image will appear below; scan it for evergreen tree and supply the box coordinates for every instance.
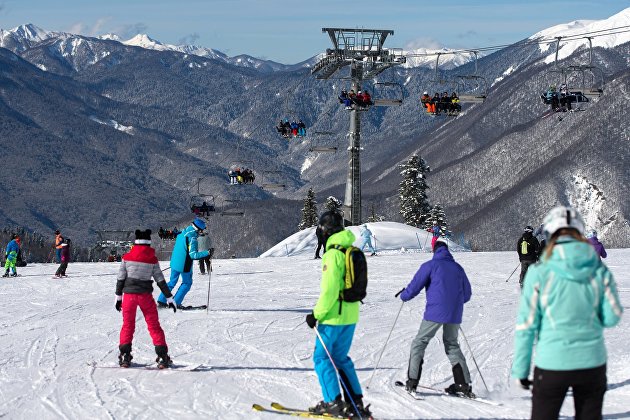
[425,203,451,237]
[366,203,385,223]
[324,196,343,213]
[298,188,318,230]
[398,155,431,228]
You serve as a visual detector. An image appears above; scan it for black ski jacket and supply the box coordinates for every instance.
[517,233,540,262]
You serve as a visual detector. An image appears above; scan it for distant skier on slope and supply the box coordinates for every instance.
[54,239,71,278]
[586,230,607,259]
[116,229,176,368]
[512,206,622,420]
[516,225,540,289]
[399,237,474,398]
[314,225,324,259]
[358,224,377,256]
[157,218,210,310]
[428,223,441,249]
[3,234,20,277]
[305,211,372,419]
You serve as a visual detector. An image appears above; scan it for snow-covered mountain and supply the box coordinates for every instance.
[0,9,629,253]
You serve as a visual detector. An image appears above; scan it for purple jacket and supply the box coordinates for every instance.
[588,236,607,259]
[400,246,472,324]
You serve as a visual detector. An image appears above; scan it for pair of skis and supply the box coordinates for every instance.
[393,380,500,406]
[252,402,367,419]
[87,361,205,371]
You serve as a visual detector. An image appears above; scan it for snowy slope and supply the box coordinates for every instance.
[260,221,469,258]
[1,249,628,419]
[531,7,630,63]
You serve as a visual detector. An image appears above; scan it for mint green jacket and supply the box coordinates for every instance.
[313,230,360,325]
[511,237,622,379]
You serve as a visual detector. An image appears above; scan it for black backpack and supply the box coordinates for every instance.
[331,245,368,313]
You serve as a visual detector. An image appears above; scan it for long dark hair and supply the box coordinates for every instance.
[544,228,589,260]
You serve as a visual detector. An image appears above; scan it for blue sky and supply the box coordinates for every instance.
[1,0,628,63]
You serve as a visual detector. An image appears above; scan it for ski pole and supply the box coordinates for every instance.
[423,233,429,251]
[458,326,489,393]
[505,263,520,283]
[161,266,170,273]
[205,259,212,315]
[366,299,404,389]
[314,327,363,420]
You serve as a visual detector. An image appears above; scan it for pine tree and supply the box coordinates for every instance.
[398,155,431,227]
[324,196,343,213]
[425,203,451,237]
[298,188,319,230]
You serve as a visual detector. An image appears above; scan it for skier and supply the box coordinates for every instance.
[198,231,213,275]
[54,229,64,263]
[314,225,324,259]
[3,234,20,277]
[516,225,540,288]
[512,206,622,420]
[428,224,441,249]
[54,239,71,278]
[116,229,176,368]
[358,224,377,256]
[306,211,372,419]
[399,237,474,397]
[157,218,210,309]
[586,230,607,259]
[533,224,546,259]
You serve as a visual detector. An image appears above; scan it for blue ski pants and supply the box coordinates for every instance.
[157,269,193,305]
[359,237,375,253]
[313,324,362,403]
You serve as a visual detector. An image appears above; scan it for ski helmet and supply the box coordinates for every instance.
[318,211,344,236]
[192,218,207,231]
[542,206,585,239]
[524,225,534,233]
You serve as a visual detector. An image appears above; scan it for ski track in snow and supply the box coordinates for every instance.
[0,252,628,419]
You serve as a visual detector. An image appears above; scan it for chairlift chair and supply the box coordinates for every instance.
[455,51,488,103]
[220,199,245,217]
[372,81,404,106]
[261,170,286,190]
[189,194,216,217]
[228,160,256,185]
[308,131,338,153]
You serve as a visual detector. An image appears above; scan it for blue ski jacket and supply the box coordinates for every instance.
[170,225,209,273]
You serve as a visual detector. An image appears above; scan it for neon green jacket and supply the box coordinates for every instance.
[313,230,360,325]
[511,237,623,379]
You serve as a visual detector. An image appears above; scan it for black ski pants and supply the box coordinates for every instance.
[531,364,606,420]
[199,257,211,275]
[519,260,535,288]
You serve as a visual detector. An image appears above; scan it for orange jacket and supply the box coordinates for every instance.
[55,233,64,249]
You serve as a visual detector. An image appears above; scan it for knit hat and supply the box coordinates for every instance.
[433,237,448,251]
[192,218,207,231]
[55,229,60,235]
[134,229,152,245]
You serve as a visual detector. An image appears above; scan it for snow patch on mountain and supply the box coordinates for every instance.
[530,7,630,64]
[567,174,606,234]
[89,116,134,135]
[493,65,518,86]
[402,48,474,70]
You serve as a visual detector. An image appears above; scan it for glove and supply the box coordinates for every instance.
[305,312,317,329]
[115,295,122,312]
[395,287,406,298]
[166,297,177,313]
[518,378,532,390]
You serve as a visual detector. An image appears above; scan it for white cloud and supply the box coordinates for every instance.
[404,37,443,50]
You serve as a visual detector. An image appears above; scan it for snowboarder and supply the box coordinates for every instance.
[314,225,324,259]
[54,239,71,277]
[157,218,210,309]
[511,206,622,420]
[358,224,377,256]
[517,225,540,288]
[54,229,64,263]
[586,230,607,259]
[115,229,176,368]
[3,234,20,277]
[197,231,213,275]
[306,211,372,419]
[399,237,474,397]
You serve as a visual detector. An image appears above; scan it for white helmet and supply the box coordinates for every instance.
[423,91,428,95]
[542,206,585,238]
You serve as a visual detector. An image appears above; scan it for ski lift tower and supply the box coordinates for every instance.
[312,28,405,225]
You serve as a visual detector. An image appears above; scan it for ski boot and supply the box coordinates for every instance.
[445,363,475,398]
[405,378,419,393]
[155,345,172,369]
[2,271,9,278]
[118,344,133,368]
[309,395,344,417]
[10,272,18,277]
[345,398,373,419]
